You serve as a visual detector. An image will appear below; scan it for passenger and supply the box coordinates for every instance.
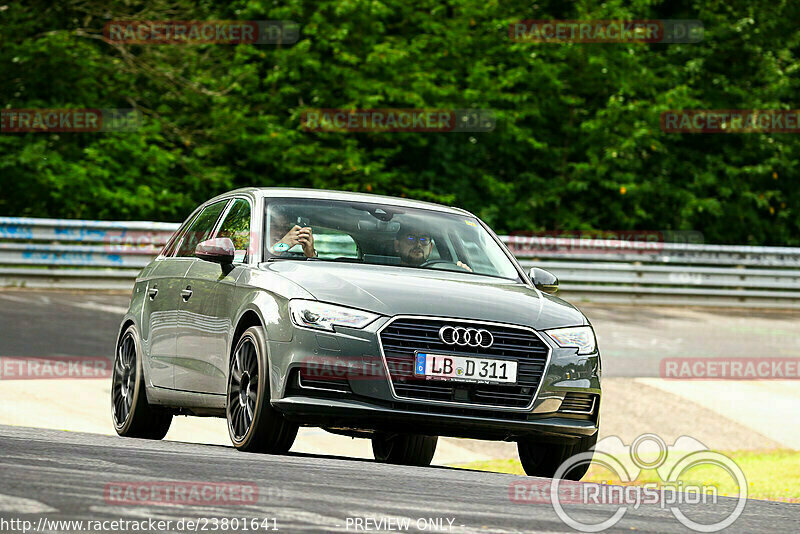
[269,211,317,258]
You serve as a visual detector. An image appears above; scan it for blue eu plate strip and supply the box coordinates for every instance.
[416,353,427,375]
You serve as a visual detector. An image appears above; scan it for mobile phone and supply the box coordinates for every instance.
[297,216,310,227]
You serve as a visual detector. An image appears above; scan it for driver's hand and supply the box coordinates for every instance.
[279,225,316,257]
[456,261,472,272]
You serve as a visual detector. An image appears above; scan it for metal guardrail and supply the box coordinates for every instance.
[2,217,800,308]
[0,217,176,290]
[506,236,800,308]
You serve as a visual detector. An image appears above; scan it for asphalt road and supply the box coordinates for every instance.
[2,289,799,377]
[0,291,123,360]
[0,425,797,534]
[1,290,799,532]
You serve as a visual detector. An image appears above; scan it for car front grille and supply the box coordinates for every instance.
[379,318,550,409]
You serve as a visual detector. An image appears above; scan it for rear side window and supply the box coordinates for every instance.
[175,200,228,258]
[216,199,251,263]
[162,210,200,258]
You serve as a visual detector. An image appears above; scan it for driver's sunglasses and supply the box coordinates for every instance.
[406,234,432,246]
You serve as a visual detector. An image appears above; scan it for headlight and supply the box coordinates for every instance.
[545,326,597,355]
[289,300,379,332]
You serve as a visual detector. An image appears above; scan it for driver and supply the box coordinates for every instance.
[269,210,317,258]
[394,223,471,271]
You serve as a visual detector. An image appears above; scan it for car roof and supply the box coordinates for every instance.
[210,187,474,216]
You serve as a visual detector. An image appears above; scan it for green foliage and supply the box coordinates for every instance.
[1,0,799,244]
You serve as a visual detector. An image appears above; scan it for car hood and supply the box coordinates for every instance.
[262,261,587,330]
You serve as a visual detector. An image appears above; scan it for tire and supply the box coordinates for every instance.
[227,326,298,453]
[372,433,438,466]
[517,432,598,480]
[111,325,173,439]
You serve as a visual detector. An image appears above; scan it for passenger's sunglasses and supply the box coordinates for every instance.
[405,234,432,246]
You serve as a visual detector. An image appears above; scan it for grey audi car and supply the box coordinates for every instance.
[112,188,600,479]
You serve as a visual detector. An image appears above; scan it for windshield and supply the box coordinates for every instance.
[263,198,521,280]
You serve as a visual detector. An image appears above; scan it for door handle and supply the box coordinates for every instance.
[148,287,159,300]
[181,286,193,301]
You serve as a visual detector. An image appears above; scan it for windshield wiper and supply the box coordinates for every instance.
[265,256,363,264]
[264,255,321,262]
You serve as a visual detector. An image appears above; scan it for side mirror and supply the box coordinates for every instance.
[195,238,235,265]
[529,267,558,294]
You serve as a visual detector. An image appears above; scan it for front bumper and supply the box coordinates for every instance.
[274,395,598,441]
[267,316,601,442]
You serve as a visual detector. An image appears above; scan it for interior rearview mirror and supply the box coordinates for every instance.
[195,238,235,265]
[529,267,558,294]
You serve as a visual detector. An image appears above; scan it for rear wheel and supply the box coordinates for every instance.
[227,326,298,453]
[372,433,438,466]
[111,325,172,439]
[517,433,598,480]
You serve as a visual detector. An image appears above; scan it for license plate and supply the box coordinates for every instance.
[414,352,517,384]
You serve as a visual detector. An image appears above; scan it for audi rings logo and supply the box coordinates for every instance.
[438,326,494,348]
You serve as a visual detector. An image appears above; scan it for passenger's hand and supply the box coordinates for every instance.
[297,226,316,257]
[279,225,316,257]
[456,261,472,272]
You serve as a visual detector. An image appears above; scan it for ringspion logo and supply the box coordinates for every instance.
[511,434,747,532]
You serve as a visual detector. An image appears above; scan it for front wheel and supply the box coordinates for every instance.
[111,325,172,439]
[372,433,438,466]
[517,433,598,480]
[226,326,298,453]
